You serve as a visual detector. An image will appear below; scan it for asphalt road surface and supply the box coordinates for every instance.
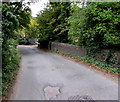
[10,45,118,100]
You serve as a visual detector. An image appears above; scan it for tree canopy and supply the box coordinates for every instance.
[2,2,31,97]
[68,2,120,50]
[36,2,71,48]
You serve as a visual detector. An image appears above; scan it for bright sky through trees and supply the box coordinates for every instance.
[29,0,49,17]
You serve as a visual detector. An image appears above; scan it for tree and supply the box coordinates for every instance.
[36,5,54,48]
[50,2,71,43]
[68,2,120,49]
[36,2,71,48]
[2,2,31,97]
[68,4,82,45]
[23,18,39,38]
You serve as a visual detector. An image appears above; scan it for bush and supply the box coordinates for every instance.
[2,2,31,98]
[2,39,20,69]
[68,2,120,49]
[2,39,20,96]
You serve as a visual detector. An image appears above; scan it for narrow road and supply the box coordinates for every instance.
[10,45,118,100]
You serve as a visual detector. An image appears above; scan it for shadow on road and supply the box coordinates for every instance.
[17,45,45,56]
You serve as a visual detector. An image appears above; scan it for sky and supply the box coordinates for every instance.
[29,0,86,17]
[29,0,49,17]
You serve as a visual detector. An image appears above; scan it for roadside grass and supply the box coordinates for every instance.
[51,50,119,74]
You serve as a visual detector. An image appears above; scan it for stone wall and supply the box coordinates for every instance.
[94,50,120,67]
[51,42,87,56]
[50,42,120,68]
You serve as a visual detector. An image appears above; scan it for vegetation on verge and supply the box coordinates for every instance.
[36,2,120,50]
[1,1,120,97]
[36,2,120,69]
[2,2,31,97]
[52,50,119,73]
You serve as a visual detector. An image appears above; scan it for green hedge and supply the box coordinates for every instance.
[2,39,20,96]
[2,2,31,98]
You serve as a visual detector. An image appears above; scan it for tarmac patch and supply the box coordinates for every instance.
[44,86,60,100]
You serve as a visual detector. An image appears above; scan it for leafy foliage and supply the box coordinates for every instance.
[23,18,39,38]
[36,2,71,48]
[2,39,20,96]
[10,2,31,28]
[68,4,82,45]
[68,2,120,49]
[2,2,31,97]
[54,50,119,73]
[50,2,71,42]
